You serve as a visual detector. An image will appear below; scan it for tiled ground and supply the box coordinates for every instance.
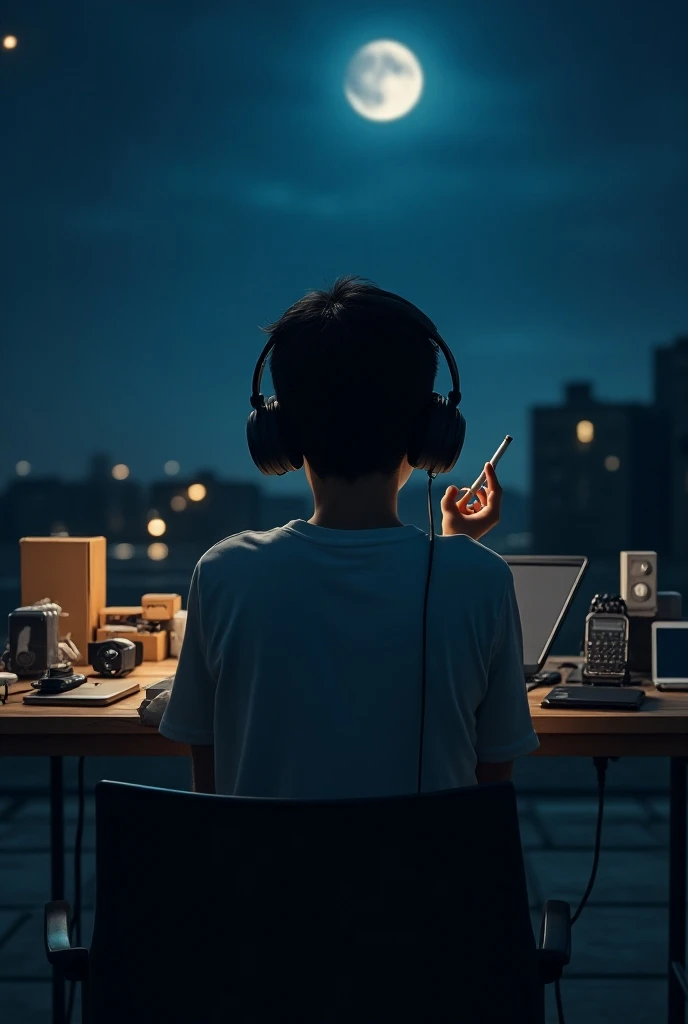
[0,757,678,1024]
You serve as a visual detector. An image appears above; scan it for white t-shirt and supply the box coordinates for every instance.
[159,520,539,798]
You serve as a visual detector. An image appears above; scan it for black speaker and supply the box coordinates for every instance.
[8,605,61,677]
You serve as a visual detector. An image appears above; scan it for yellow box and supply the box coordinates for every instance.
[21,537,106,661]
[141,593,182,621]
[98,606,142,628]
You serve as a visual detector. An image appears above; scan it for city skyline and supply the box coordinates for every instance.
[5,334,686,502]
[3,0,688,492]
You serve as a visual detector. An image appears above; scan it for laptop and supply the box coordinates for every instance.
[505,556,589,688]
[23,678,140,706]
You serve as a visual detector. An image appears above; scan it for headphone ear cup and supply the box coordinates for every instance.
[246,397,304,476]
[407,393,466,475]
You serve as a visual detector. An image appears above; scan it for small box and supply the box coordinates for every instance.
[141,594,182,622]
[170,610,187,658]
[145,676,175,700]
[21,537,106,661]
[99,606,143,628]
[96,627,168,661]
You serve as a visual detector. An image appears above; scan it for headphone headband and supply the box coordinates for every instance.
[250,289,462,409]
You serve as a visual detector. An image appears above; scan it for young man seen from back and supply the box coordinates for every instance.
[159,276,539,795]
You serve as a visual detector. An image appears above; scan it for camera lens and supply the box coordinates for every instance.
[101,648,119,674]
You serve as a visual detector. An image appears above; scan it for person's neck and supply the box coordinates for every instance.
[307,473,404,530]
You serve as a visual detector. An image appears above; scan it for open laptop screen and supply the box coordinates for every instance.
[505,557,588,674]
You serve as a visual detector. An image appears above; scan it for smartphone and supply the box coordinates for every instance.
[467,435,513,497]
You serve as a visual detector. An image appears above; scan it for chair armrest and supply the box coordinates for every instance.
[44,901,89,981]
[536,899,571,984]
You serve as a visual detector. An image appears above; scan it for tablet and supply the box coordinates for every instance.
[23,679,140,706]
[652,621,688,689]
[541,686,646,711]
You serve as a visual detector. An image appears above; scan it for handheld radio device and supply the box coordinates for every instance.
[583,594,630,685]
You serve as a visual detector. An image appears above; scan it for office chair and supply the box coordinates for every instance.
[46,779,571,1023]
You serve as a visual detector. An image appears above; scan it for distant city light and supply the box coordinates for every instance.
[147,542,169,561]
[187,483,207,502]
[15,460,31,476]
[164,460,180,476]
[111,463,130,480]
[2,35,18,50]
[170,495,187,512]
[112,543,135,560]
[576,420,594,444]
[147,517,167,537]
[604,455,621,472]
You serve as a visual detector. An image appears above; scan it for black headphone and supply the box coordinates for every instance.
[246,288,467,795]
[246,288,466,479]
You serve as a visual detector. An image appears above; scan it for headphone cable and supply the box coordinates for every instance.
[417,470,437,795]
[571,756,610,925]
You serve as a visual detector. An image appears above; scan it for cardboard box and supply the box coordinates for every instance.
[96,627,168,661]
[21,537,106,662]
[142,593,182,621]
[98,606,142,628]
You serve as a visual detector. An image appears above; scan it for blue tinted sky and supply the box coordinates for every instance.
[3,0,687,495]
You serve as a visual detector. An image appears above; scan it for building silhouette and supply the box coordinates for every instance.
[531,381,672,556]
[260,494,311,530]
[149,472,261,548]
[654,335,688,559]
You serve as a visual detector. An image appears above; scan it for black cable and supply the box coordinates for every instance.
[571,756,609,926]
[554,978,566,1024]
[549,757,610,1024]
[66,756,86,1024]
[417,470,437,795]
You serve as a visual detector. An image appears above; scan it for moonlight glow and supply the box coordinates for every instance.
[345,40,423,122]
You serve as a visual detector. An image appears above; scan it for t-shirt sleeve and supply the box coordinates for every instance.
[159,562,216,746]
[474,572,540,763]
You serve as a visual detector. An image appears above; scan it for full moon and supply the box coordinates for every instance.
[345,40,423,122]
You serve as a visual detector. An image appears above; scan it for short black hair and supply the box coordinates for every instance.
[265,275,439,482]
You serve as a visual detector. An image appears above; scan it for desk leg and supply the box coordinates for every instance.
[669,757,687,1024]
[50,756,66,1024]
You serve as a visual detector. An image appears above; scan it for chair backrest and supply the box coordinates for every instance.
[88,780,541,1024]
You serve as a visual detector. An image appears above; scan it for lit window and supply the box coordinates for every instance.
[113,543,135,560]
[112,464,130,480]
[187,483,207,502]
[15,460,31,476]
[170,495,187,512]
[164,460,180,476]
[576,420,594,444]
[147,517,167,537]
[147,542,169,561]
[604,455,620,472]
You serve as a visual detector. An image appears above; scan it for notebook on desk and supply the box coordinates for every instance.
[505,556,589,688]
[23,679,140,706]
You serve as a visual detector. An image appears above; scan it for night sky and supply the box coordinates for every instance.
[3,0,687,496]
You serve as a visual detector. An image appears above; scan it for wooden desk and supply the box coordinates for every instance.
[0,660,186,757]
[2,656,687,1024]
[2,657,688,758]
